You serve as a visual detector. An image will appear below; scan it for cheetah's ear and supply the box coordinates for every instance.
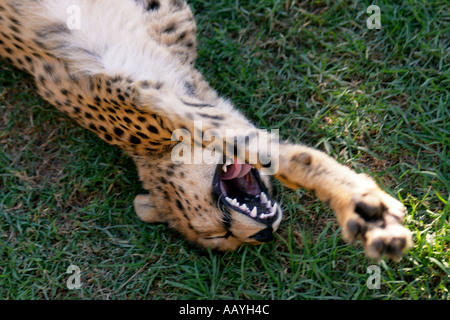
[134,194,164,223]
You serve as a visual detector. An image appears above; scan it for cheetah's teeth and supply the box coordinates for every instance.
[240,203,249,211]
[222,159,233,172]
[260,192,268,204]
[271,203,278,215]
[225,193,276,219]
[266,203,277,218]
[259,203,278,220]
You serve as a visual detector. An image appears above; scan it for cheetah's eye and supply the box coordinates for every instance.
[212,158,280,221]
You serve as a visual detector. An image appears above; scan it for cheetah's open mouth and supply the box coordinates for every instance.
[213,159,280,221]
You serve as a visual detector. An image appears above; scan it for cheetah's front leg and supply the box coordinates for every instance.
[274,144,412,260]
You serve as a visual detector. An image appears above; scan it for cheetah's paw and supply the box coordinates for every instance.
[341,187,412,260]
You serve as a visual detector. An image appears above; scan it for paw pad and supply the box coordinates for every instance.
[355,193,384,221]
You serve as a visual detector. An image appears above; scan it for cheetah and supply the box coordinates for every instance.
[0,0,412,259]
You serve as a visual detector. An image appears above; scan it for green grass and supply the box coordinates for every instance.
[0,0,448,300]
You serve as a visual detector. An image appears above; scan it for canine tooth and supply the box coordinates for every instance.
[222,159,233,172]
[271,203,278,214]
[250,206,257,218]
[265,203,277,218]
[260,192,268,204]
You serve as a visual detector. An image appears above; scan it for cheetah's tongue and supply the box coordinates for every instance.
[220,159,252,180]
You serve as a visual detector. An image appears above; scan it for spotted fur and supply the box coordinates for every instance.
[0,0,412,259]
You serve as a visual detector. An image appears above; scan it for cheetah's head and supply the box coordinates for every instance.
[133,156,282,251]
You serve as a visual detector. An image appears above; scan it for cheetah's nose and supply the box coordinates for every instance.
[252,227,274,242]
